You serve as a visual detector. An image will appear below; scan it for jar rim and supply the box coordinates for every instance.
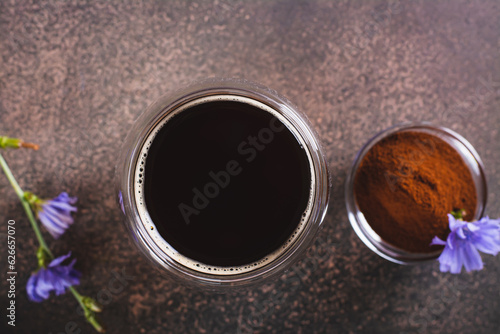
[116,78,331,288]
[345,122,488,265]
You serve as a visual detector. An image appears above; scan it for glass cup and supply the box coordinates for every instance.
[345,122,487,264]
[116,78,330,289]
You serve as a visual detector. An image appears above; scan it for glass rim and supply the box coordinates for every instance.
[116,78,331,288]
[345,121,488,265]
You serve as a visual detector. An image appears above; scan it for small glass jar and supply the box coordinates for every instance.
[345,122,487,264]
[116,78,330,289]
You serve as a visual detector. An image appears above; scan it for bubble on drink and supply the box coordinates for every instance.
[134,95,315,275]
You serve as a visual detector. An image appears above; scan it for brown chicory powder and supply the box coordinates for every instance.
[354,131,477,253]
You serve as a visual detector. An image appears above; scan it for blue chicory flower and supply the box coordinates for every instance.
[431,214,500,274]
[26,252,81,302]
[32,192,78,239]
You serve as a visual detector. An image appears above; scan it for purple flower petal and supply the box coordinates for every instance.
[461,242,483,272]
[430,236,446,246]
[448,214,463,231]
[46,199,78,212]
[449,242,464,274]
[437,243,461,273]
[439,262,451,273]
[118,191,125,214]
[446,232,457,250]
[52,192,78,205]
[473,236,500,255]
[26,275,43,302]
[456,228,466,239]
[434,215,500,274]
[42,205,74,224]
[49,252,72,267]
[477,216,500,226]
[26,253,81,303]
[34,270,53,300]
[466,223,480,232]
[35,192,78,239]
[51,271,66,295]
[38,211,66,239]
[471,223,500,255]
[39,210,69,230]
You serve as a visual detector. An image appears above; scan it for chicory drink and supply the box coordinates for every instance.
[134,95,315,274]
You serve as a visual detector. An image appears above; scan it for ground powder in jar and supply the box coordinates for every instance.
[354,131,477,253]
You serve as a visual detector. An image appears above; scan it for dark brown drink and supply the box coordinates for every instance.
[135,95,314,272]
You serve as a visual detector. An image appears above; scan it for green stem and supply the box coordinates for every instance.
[0,152,23,196]
[0,152,105,333]
[70,286,85,309]
[0,152,52,257]
[70,287,105,333]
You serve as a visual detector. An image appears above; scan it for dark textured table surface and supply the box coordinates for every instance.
[1,1,499,333]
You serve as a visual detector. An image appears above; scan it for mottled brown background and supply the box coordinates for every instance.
[1,1,499,333]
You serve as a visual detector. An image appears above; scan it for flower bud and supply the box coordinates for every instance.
[36,247,51,268]
[451,209,466,220]
[82,296,103,312]
[0,136,39,150]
